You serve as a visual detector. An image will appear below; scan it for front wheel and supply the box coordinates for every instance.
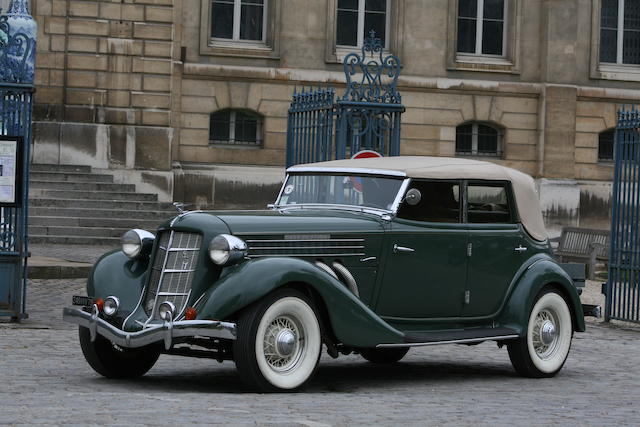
[78,327,161,379]
[507,290,573,378]
[233,289,322,392]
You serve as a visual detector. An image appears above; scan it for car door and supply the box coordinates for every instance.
[461,181,526,317]
[374,180,468,319]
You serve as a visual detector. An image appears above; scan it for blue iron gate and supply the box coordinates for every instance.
[286,31,404,167]
[605,106,640,323]
[0,7,36,321]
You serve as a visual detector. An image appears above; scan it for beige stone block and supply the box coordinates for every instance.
[575,132,598,148]
[44,16,66,34]
[50,35,66,51]
[36,52,65,69]
[179,146,284,167]
[68,53,108,71]
[257,100,288,117]
[68,36,98,53]
[107,90,130,108]
[423,108,465,126]
[402,124,443,140]
[52,0,67,15]
[575,117,607,133]
[495,96,538,114]
[473,95,493,121]
[247,83,263,111]
[181,96,217,113]
[440,126,456,141]
[133,0,174,5]
[69,0,99,17]
[67,70,97,88]
[68,18,109,36]
[142,109,171,126]
[576,101,606,117]
[66,88,107,106]
[108,56,132,73]
[131,92,171,109]
[180,129,210,146]
[264,117,287,133]
[181,113,210,129]
[506,129,537,145]
[110,21,133,38]
[99,38,144,55]
[143,75,171,92]
[145,5,173,22]
[399,139,438,156]
[575,147,598,164]
[123,4,145,21]
[261,84,294,101]
[505,143,537,161]
[500,112,538,130]
[502,161,537,176]
[34,70,49,86]
[181,79,216,97]
[144,41,172,58]
[263,132,286,150]
[402,108,424,125]
[96,72,135,90]
[35,86,64,104]
[132,58,172,74]
[99,2,122,20]
[133,22,172,40]
[574,163,614,181]
[36,0,53,16]
[438,140,456,157]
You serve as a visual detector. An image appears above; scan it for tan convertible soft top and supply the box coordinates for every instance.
[288,156,548,242]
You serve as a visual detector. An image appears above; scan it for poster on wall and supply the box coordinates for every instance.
[0,136,23,207]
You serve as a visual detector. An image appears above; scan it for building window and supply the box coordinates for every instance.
[598,128,615,162]
[336,0,390,48]
[455,122,503,157]
[210,0,267,42]
[457,0,506,56]
[600,0,640,64]
[209,109,263,147]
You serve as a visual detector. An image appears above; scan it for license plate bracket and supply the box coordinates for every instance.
[72,295,93,307]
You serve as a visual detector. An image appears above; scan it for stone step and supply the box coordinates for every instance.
[30,188,158,202]
[29,234,121,246]
[30,164,92,173]
[30,180,137,192]
[29,198,175,210]
[30,215,162,230]
[30,171,114,183]
[29,225,141,238]
[30,206,176,220]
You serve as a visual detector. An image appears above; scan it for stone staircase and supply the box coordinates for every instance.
[29,164,176,245]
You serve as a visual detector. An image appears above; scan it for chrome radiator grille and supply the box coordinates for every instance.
[246,235,365,258]
[144,231,202,320]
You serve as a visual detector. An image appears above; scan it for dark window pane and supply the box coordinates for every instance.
[624,0,640,30]
[599,129,615,161]
[483,0,504,20]
[477,124,498,154]
[602,0,619,28]
[211,1,234,39]
[366,0,386,12]
[397,181,460,223]
[457,18,476,52]
[467,184,512,223]
[337,10,358,45]
[601,28,618,62]
[210,110,231,141]
[243,0,263,4]
[240,3,263,40]
[235,112,258,143]
[338,0,358,10]
[456,124,473,153]
[623,29,640,63]
[364,11,386,45]
[458,0,477,18]
[482,20,503,54]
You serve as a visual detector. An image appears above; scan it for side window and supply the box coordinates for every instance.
[397,180,461,223]
[466,183,514,223]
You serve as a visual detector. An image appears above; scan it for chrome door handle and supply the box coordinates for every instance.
[515,245,528,253]
[393,244,415,253]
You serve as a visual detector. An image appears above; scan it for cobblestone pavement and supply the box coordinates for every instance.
[1,278,639,426]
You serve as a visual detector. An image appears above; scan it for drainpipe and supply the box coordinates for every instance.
[537,84,546,178]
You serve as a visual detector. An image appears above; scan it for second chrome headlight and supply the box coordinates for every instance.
[208,234,247,266]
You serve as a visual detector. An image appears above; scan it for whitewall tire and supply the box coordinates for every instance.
[508,289,573,378]
[234,289,322,392]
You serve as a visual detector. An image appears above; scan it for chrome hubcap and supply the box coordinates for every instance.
[263,315,304,371]
[532,309,559,359]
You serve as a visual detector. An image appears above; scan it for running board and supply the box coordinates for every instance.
[377,327,519,348]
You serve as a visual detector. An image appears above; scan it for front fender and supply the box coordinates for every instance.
[198,257,405,347]
[499,257,586,334]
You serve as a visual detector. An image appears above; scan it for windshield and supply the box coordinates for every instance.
[276,174,405,211]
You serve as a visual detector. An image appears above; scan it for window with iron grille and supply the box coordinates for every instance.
[209,109,263,147]
[599,128,616,162]
[600,0,640,64]
[336,0,390,48]
[210,0,267,42]
[457,0,507,57]
[455,122,503,157]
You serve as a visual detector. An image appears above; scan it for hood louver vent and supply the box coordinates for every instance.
[245,236,365,258]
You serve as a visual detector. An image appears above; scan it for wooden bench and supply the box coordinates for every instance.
[553,227,610,280]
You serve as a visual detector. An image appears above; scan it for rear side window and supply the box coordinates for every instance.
[397,180,461,223]
[466,183,514,223]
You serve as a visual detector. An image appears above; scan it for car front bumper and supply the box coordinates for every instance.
[63,306,237,350]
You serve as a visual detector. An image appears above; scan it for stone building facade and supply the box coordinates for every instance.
[18,0,640,234]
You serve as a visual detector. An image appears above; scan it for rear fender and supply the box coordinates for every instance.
[198,257,404,347]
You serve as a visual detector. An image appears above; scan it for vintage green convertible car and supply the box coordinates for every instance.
[64,156,586,391]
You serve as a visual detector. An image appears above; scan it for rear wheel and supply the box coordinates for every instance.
[233,289,322,392]
[360,347,409,364]
[507,290,573,378]
[78,327,161,378]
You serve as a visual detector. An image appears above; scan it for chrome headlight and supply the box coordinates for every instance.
[158,301,176,321]
[103,296,120,317]
[121,229,155,259]
[208,234,247,266]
